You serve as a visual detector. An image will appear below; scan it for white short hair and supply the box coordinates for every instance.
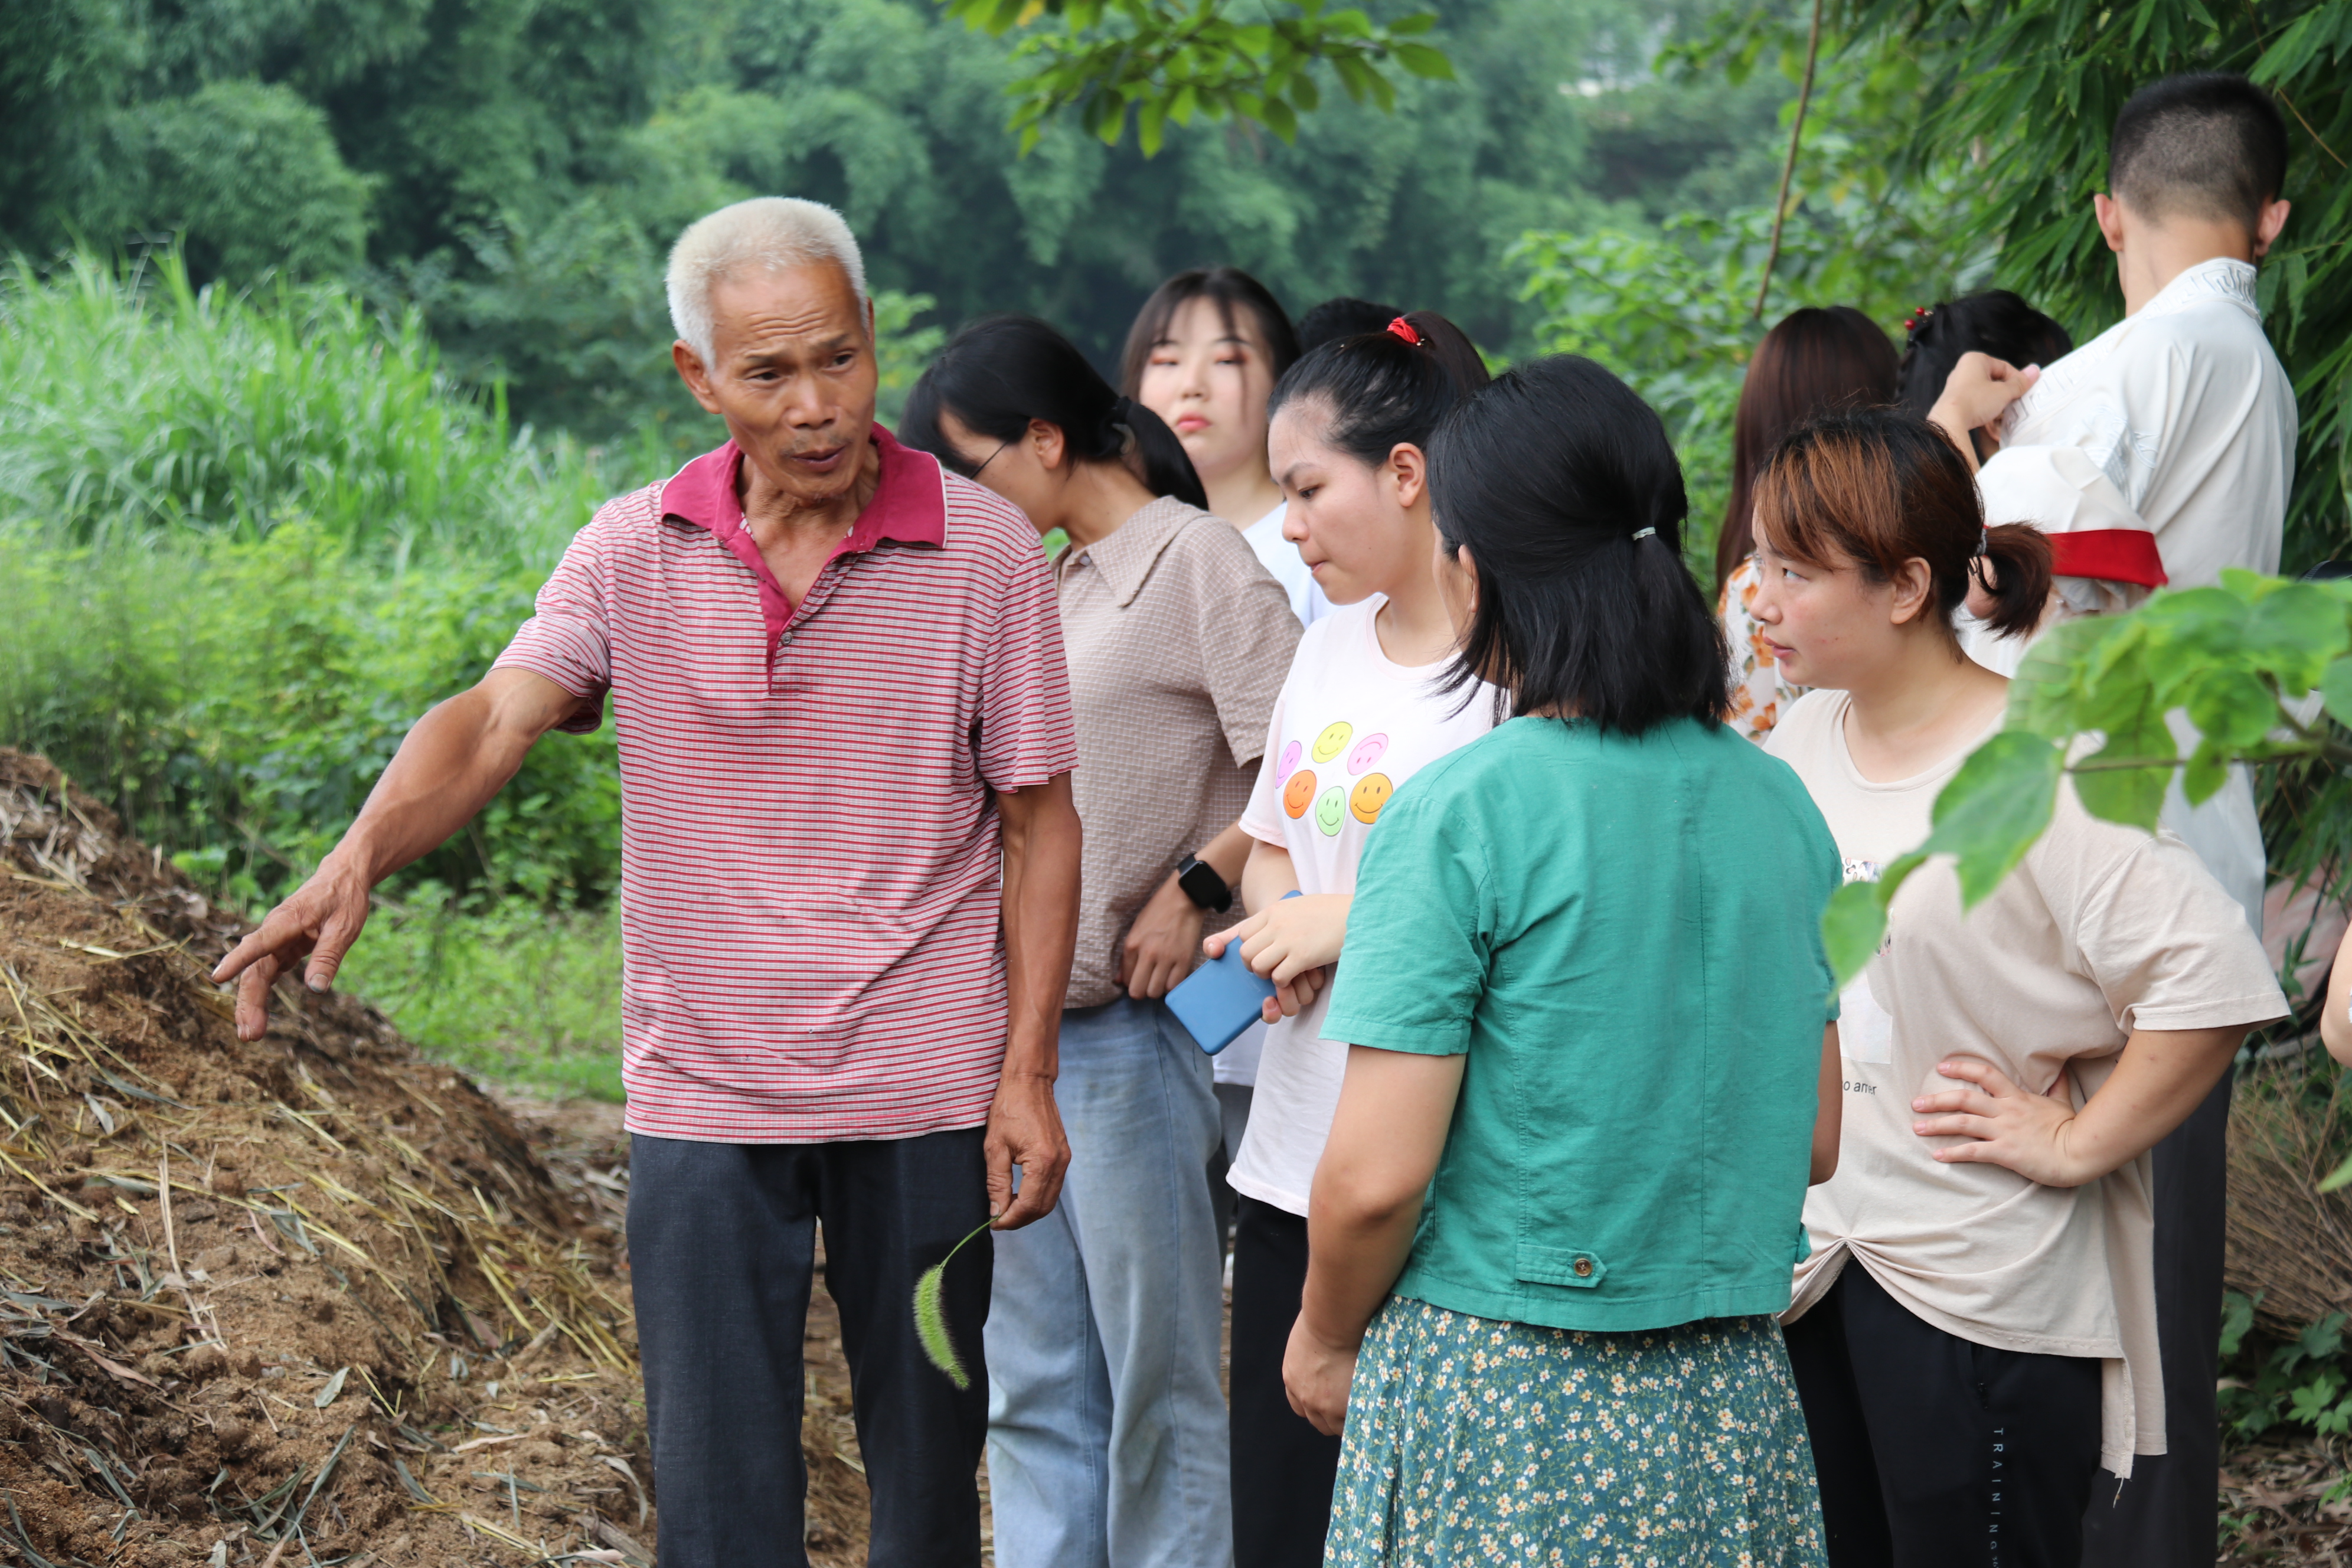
[665,197,870,363]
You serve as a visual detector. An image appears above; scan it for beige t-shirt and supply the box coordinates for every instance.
[1765,690,2285,1476]
[1054,496,1301,1008]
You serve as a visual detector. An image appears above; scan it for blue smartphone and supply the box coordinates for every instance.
[1166,892,1298,1056]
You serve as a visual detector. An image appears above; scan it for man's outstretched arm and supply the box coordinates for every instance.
[210,668,587,1039]
[984,772,1080,1230]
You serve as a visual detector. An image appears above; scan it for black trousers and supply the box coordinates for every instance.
[2079,1067,2232,1568]
[1229,1197,1342,1568]
[626,1129,993,1568]
[1785,1263,2103,1568]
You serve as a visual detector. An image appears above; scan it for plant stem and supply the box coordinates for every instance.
[1753,0,1824,322]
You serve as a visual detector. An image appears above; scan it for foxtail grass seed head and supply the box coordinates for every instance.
[914,1218,995,1389]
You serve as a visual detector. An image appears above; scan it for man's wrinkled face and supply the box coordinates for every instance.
[674,262,878,508]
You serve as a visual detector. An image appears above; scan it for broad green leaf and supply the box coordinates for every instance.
[1822,881,1889,990]
[2181,740,2229,807]
[1923,730,2062,907]
[2072,708,2173,832]
[1259,94,1298,141]
[2183,667,2277,752]
[2321,1152,2352,1195]
[2320,655,2352,729]
[2240,580,2348,691]
[1137,97,1167,156]
[1391,41,1454,79]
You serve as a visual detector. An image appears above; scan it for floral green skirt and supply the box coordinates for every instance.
[1327,1297,1828,1567]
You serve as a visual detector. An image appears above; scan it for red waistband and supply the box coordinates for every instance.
[2047,528,2168,588]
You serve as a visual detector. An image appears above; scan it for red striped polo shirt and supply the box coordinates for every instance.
[492,426,1077,1144]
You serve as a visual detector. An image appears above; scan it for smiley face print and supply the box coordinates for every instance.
[1350,773,1394,824]
[1345,733,1389,775]
[1315,785,1348,836]
[1283,768,1318,819]
[1276,740,1303,783]
[1311,721,1354,764]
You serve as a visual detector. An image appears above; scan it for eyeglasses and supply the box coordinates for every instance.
[968,439,1011,480]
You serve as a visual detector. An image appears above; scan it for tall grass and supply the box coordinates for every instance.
[0,253,607,558]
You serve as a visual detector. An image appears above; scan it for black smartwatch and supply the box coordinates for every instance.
[1175,854,1233,913]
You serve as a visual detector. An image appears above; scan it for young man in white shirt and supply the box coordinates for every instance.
[1927,72,2295,1568]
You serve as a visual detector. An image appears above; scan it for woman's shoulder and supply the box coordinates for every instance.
[1759,688,1843,762]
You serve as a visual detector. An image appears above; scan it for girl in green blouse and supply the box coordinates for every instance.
[1283,355,1846,1566]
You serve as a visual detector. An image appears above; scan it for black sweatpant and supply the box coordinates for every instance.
[1784,1263,2103,1568]
[2079,1067,2232,1567]
[1229,1197,1343,1568]
[626,1129,994,1568]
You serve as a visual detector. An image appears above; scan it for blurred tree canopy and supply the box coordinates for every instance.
[0,0,1791,444]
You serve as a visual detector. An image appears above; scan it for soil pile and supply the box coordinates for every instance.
[0,749,655,1567]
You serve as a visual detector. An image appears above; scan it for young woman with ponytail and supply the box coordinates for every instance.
[1747,410,2285,1568]
[903,314,1302,1568]
[1195,310,1498,1567]
[1284,355,1847,1567]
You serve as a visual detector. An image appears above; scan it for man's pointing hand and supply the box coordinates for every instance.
[210,855,374,1041]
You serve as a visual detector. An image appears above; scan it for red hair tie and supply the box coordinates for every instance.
[1386,316,1422,347]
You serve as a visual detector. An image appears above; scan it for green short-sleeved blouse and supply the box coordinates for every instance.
[1322,714,1841,1334]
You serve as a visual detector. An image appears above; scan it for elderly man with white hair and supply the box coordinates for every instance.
[214,197,1085,1566]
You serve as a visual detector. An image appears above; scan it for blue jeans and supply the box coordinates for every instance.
[986,995,1233,1568]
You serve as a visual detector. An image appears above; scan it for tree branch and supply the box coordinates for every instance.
[1752,0,1824,322]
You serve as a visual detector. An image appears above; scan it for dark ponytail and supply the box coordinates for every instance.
[1894,291,2074,422]
[1265,309,1490,470]
[1974,524,2056,638]
[1753,409,2054,641]
[1426,354,1727,734]
[901,313,1208,509]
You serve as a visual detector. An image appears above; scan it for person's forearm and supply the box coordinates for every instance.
[2060,1024,2243,1181]
[1927,396,1984,473]
[1194,819,1256,890]
[2325,934,2352,1067]
[1812,1022,1843,1184]
[999,775,1081,1080]
[334,684,547,885]
[1239,837,1301,914]
[1301,1181,1422,1352]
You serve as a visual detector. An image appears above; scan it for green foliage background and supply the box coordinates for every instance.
[1,0,1791,447]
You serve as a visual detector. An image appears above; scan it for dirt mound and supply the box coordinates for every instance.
[0,750,655,1566]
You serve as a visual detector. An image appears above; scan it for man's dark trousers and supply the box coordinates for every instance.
[628,1129,993,1567]
[2080,1068,2234,1568]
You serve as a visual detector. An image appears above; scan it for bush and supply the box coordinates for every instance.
[337,894,628,1102]
[0,521,623,909]
[0,251,606,555]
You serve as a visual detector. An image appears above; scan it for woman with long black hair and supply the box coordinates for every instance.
[903,314,1300,1568]
[1285,355,1846,1566]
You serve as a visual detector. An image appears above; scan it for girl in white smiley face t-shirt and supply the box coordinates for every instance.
[1200,310,1501,1568]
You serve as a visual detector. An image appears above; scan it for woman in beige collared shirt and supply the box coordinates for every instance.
[904,314,1299,1568]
